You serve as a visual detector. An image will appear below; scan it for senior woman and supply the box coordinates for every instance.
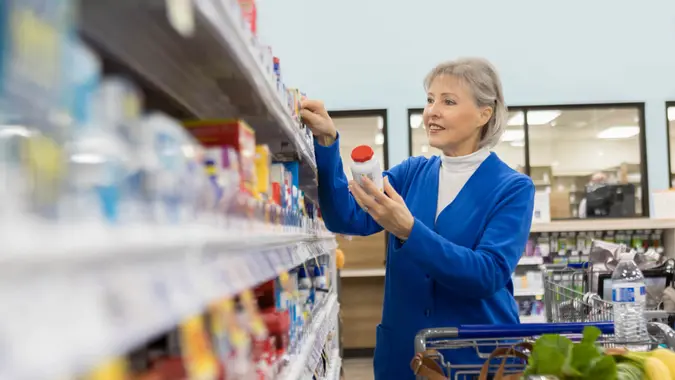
[301,58,535,379]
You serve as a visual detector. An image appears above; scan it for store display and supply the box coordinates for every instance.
[0,1,339,379]
[350,145,384,192]
[523,230,664,265]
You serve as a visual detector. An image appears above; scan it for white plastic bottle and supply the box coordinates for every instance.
[350,145,383,191]
[611,249,649,350]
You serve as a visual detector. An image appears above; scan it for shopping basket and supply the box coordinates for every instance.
[411,322,675,380]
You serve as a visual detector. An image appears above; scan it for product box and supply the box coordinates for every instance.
[184,119,256,193]
[283,162,300,189]
[254,145,271,198]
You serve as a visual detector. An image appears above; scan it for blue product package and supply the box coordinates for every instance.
[283,162,300,189]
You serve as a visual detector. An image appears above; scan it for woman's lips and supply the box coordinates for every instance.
[428,123,445,134]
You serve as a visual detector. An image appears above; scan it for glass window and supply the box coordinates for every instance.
[669,104,675,187]
[527,106,644,219]
[332,113,387,180]
[408,109,525,171]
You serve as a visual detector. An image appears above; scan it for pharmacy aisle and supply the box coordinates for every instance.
[0,0,340,379]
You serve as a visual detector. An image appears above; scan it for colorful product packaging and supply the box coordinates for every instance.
[254,145,271,199]
[179,315,219,380]
[184,119,257,195]
[81,357,129,380]
[237,0,257,35]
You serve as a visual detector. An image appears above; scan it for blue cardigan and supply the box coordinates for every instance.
[315,135,535,380]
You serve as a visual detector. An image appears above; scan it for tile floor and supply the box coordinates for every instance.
[342,358,374,380]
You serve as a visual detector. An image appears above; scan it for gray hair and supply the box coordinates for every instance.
[424,58,507,149]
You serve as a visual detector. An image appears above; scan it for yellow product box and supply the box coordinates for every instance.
[254,145,271,197]
[179,315,219,380]
[80,357,129,380]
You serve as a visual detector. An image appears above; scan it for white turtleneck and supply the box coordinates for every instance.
[436,148,491,220]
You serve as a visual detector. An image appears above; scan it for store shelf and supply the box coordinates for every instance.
[0,231,335,380]
[514,288,545,297]
[323,349,342,380]
[278,292,339,380]
[520,315,547,323]
[79,0,318,200]
[518,256,544,266]
[340,268,386,278]
[531,218,675,233]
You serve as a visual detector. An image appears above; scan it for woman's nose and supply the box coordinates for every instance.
[428,103,441,117]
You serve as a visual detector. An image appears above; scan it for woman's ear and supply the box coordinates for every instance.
[478,106,494,128]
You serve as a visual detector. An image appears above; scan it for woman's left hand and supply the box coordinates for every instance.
[349,176,415,240]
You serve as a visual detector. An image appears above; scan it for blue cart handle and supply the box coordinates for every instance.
[456,322,614,339]
[566,262,590,269]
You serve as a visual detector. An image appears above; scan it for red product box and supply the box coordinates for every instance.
[238,0,257,35]
[184,119,257,193]
[261,308,290,351]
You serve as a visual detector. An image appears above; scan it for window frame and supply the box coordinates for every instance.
[666,101,675,186]
[407,102,650,218]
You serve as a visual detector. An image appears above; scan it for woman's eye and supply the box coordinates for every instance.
[426,97,434,104]
[444,99,455,105]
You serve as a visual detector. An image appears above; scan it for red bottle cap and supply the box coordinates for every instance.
[351,145,374,163]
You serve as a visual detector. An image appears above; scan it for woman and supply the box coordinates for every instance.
[301,58,535,379]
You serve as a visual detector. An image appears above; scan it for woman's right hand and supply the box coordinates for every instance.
[300,99,337,146]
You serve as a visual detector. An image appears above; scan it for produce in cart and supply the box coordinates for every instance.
[523,326,675,380]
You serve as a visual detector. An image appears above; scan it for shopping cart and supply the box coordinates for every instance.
[412,322,675,380]
[543,262,675,325]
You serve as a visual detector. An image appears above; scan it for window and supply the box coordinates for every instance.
[408,104,648,219]
[526,105,646,219]
[668,102,675,187]
[408,108,526,171]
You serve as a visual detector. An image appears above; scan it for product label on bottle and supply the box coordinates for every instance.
[612,282,646,303]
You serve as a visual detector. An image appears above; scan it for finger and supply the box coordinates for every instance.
[360,176,389,204]
[299,109,322,128]
[300,99,328,117]
[383,176,404,203]
[349,180,380,212]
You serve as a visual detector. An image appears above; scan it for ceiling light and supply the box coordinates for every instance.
[501,130,525,142]
[668,108,675,121]
[375,132,385,145]
[377,116,384,130]
[508,110,561,126]
[596,126,640,139]
[509,140,525,147]
[421,144,429,153]
[410,114,423,129]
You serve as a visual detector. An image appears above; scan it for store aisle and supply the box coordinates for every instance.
[343,358,374,380]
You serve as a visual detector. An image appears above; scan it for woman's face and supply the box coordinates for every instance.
[423,75,491,156]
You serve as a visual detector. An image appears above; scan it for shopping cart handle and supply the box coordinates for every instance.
[566,262,590,269]
[456,322,614,339]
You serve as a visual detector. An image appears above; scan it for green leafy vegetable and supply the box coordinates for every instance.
[524,326,618,379]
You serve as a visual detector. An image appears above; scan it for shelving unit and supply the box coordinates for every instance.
[1,0,339,378]
[79,0,319,201]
